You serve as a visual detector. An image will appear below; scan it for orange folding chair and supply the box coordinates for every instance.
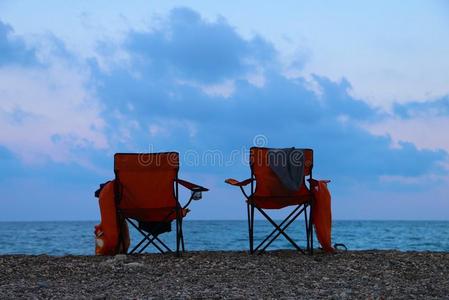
[114,152,208,255]
[226,147,314,254]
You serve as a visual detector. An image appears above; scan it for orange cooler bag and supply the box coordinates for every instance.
[94,180,130,255]
[310,179,335,253]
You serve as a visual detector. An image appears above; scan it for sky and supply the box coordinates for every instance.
[0,1,448,221]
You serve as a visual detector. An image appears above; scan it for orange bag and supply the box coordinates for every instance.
[310,179,335,253]
[94,180,130,255]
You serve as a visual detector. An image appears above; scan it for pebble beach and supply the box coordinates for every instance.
[1,250,448,299]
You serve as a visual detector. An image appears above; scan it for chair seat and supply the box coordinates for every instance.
[120,207,189,222]
[248,194,312,209]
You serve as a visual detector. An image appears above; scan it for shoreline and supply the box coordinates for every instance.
[1,250,448,298]
[2,248,449,257]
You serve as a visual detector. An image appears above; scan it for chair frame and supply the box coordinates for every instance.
[227,149,314,255]
[114,153,208,256]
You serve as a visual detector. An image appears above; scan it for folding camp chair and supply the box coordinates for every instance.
[225,147,314,254]
[114,152,208,256]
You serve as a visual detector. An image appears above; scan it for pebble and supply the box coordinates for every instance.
[114,254,127,261]
[125,262,144,268]
[37,281,49,288]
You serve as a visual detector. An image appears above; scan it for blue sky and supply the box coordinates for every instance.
[0,1,448,221]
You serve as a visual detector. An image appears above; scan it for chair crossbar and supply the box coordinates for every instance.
[254,205,306,254]
[254,204,307,254]
[119,204,185,255]
[253,204,302,252]
[127,218,173,254]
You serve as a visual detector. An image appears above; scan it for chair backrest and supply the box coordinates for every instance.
[114,152,179,210]
[250,147,313,197]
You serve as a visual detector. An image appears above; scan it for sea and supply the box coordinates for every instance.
[0,220,448,255]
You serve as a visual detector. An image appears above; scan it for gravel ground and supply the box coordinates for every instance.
[1,250,448,299]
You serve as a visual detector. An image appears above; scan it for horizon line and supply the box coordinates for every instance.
[1,219,448,222]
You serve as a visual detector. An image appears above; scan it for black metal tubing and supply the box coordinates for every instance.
[180,217,185,252]
[127,218,171,254]
[128,214,173,253]
[304,204,310,252]
[246,203,251,252]
[250,204,255,253]
[249,172,255,254]
[309,193,314,255]
[254,205,301,252]
[254,204,305,254]
[255,206,305,253]
[118,204,178,254]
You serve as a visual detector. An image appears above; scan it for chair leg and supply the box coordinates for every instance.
[247,203,251,253]
[304,204,310,252]
[309,200,314,255]
[175,216,180,257]
[180,217,185,252]
[181,235,185,252]
[250,204,255,254]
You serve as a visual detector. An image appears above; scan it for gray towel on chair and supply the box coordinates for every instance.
[268,148,304,191]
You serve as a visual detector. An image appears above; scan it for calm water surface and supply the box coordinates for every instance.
[0,220,448,255]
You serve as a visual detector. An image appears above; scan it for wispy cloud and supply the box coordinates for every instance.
[0,21,107,164]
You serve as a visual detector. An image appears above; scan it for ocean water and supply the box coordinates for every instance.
[0,220,448,255]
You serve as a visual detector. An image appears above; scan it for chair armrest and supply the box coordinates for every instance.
[176,179,209,192]
[308,179,331,190]
[224,178,254,186]
[308,179,331,184]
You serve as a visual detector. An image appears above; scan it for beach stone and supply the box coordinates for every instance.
[125,262,144,268]
[37,281,49,288]
[99,258,116,266]
[114,254,127,262]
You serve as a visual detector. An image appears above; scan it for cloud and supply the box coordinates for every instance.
[0,20,108,164]
[393,96,449,119]
[0,65,108,164]
[364,96,449,152]
[124,7,275,86]
[0,20,37,66]
[365,116,449,153]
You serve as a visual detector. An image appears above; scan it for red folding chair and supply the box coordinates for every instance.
[226,147,314,254]
[114,152,208,256]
